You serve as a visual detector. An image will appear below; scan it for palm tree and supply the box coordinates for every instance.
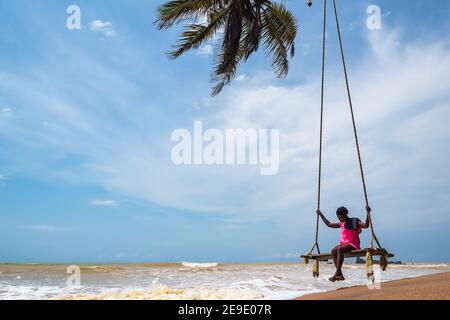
[155,0,298,96]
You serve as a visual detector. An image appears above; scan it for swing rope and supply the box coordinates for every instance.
[331,0,382,250]
[304,0,327,273]
[305,1,386,275]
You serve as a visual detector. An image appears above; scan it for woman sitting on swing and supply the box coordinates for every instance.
[317,206,371,282]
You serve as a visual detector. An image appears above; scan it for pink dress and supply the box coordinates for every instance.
[339,221,362,250]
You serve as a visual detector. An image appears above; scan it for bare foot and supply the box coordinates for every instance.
[335,275,345,281]
[329,276,337,282]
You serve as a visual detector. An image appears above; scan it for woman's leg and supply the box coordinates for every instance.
[329,246,342,282]
[331,246,339,268]
[334,244,355,279]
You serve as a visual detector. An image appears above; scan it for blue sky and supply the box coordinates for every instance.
[0,0,449,263]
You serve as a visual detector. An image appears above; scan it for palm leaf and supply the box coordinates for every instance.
[155,0,223,30]
[261,2,297,78]
[168,7,230,59]
[240,0,265,60]
[211,0,252,95]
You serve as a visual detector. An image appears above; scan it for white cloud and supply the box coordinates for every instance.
[301,43,311,56]
[1,27,449,239]
[204,29,450,231]
[89,20,117,37]
[192,97,212,111]
[42,121,52,127]
[196,15,208,26]
[1,107,11,117]
[91,199,119,207]
[23,225,75,232]
[30,225,57,232]
[236,74,250,82]
[197,44,214,57]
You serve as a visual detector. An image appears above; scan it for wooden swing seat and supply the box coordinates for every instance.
[301,248,394,262]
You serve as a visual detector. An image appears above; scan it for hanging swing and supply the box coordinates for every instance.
[300,0,394,280]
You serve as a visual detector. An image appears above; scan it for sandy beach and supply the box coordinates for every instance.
[297,272,450,300]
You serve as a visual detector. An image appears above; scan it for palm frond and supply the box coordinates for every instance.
[216,0,246,75]
[240,0,265,60]
[168,7,230,59]
[261,2,297,78]
[155,0,223,30]
[211,46,245,96]
[210,0,253,95]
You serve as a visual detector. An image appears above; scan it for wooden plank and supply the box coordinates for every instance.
[301,249,394,262]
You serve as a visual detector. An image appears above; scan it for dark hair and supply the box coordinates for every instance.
[336,207,349,216]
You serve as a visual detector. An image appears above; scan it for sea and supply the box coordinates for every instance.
[0,262,448,300]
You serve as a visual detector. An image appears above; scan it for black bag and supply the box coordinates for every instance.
[344,218,360,231]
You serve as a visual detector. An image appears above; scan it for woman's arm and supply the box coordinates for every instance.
[317,210,340,228]
[358,206,371,229]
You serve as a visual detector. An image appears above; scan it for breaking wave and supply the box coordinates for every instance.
[180,262,219,268]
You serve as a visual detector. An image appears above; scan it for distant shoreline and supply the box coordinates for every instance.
[296,272,450,300]
[0,261,355,266]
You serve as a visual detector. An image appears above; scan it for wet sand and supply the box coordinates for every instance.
[296,272,450,300]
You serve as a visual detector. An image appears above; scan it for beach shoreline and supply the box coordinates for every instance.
[296,272,450,300]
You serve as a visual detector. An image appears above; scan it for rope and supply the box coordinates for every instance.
[307,0,327,260]
[331,0,382,249]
